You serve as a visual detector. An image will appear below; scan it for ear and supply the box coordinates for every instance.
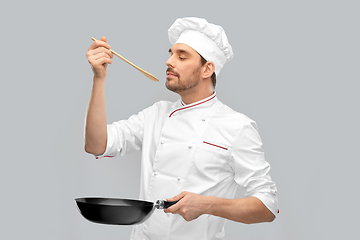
[202,61,215,79]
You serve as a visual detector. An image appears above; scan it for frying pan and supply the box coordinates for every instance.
[75,197,178,225]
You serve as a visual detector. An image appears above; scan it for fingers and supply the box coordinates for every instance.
[164,192,186,213]
[91,54,113,66]
[86,36,114,78]
[87,44,113,59]
[87,48,113,66]
[100,36,107,42]
[88,36,111,51]
[164,202,180,214]
[164,198,195,221]
[166,192,186,202]
[88,47,113,60]
[163,192,206,222]
[87,36,113,60]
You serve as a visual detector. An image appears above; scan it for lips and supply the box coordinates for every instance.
[166,69,179,78]
[167,72,177,78]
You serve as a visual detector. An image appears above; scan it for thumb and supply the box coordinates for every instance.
[100,36,107,42]
[166,191,186,202]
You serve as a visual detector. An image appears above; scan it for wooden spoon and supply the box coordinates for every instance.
[91,37,159,82]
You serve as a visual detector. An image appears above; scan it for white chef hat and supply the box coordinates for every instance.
[168,17,234,76]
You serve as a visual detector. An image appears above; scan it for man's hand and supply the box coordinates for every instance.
[86,36,113,79]
[164,191,213,222]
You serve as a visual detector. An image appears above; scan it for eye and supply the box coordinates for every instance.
[179,56,185,60]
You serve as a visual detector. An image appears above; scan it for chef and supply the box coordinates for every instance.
[85,17,279,240]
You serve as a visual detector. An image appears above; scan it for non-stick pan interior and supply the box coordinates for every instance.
[75,198,155,225]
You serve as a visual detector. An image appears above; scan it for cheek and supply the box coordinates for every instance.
[179,64,194,76]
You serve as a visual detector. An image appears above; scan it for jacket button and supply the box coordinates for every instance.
[177,177,181,181]
[188,146,192,149]
[154,172,158,176]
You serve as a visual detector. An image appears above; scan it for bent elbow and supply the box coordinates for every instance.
[260,210,276,223]
[267,213,276,223]
[245,206,276,224]
[84,144,92,154]
[84,144,105,156]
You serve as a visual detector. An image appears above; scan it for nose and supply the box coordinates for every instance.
[166,55,174,68]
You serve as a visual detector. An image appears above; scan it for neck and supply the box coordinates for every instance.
[179,88,214,105]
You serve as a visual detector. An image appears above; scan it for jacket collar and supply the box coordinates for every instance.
[170,92,217,117]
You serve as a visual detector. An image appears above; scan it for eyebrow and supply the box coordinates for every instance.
[168,48,189,54]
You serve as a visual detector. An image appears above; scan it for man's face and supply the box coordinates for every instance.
[165,43,203,93]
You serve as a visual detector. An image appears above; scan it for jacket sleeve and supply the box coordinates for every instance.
[230,119,279,217]
[94,108,147,159]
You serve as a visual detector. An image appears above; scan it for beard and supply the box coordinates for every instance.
[165,67,201,93]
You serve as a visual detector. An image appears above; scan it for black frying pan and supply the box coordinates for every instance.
[75,197,178,225]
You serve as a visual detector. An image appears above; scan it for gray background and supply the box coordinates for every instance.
[1,0,359,239]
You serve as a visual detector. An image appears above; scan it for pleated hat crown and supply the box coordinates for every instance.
[168,17,234,76]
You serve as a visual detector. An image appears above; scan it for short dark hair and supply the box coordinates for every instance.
[200,55,217,88]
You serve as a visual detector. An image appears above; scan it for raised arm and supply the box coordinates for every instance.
[84,37,113,155]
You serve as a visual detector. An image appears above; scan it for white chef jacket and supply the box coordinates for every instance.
[95,92,279,240]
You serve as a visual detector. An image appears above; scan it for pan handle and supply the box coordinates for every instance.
[155,200,179,209]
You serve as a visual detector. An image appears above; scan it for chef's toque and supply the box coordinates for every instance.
[168,17,234,76]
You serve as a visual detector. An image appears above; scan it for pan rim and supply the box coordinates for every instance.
[75,197,154,207]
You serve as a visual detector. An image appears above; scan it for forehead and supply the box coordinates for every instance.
[169,43,199,56]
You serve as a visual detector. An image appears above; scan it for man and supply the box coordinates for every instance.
[85,17,279,240]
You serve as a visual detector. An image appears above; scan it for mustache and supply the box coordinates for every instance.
[166,68,179,77]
